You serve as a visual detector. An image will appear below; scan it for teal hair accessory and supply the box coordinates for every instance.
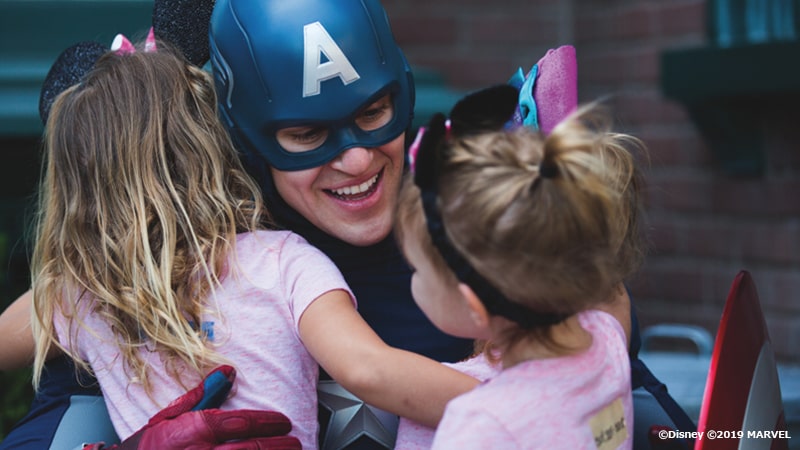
[506,45,578,135]
[518,64,539,129]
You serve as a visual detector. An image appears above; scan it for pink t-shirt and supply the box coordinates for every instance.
[430,310,633,450]
[395,353,501,449]
[54,230,354,449]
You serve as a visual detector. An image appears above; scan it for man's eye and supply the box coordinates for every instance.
[356,96,394,131]
[362,104,387,121]
[276,126,329,153]
[293,129,324,143]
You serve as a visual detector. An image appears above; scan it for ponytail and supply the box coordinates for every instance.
[439,103,646,317]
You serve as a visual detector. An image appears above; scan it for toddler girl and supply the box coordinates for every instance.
[395,84,645,449]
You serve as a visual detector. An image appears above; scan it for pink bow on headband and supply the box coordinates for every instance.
[111,27,158,55]
[409,119,451,174]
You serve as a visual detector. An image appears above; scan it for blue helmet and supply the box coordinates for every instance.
[209,0,415,171]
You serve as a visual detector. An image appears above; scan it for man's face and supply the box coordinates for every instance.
[270,95,407,246]
[271,133,405,247]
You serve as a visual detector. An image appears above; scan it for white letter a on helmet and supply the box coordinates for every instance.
[303,21,360,98]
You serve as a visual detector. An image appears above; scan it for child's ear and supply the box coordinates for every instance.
[457,283,490,329]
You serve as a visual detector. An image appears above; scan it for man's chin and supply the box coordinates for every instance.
[329,223,393,247]
[338,232,390,247]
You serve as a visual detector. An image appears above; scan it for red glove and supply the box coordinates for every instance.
[84,366,300,450]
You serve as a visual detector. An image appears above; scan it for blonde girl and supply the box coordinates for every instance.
[24,38,475,448]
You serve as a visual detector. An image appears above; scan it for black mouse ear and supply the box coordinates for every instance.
[411,85,518,190]
[39,41,107,125]
[448,84,519,138]
[412,113,448,191]
[152,0,216,67]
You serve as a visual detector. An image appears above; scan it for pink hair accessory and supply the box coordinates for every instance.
[111,33,136,55]
[533,45,577,134]
[110,27,158,55]
[408,119,453,174]
[408,126,426,174]
[145,27,158,53]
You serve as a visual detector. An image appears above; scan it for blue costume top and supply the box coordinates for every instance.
[0,356,103,450]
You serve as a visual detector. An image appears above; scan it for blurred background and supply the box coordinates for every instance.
[1,0,799,443]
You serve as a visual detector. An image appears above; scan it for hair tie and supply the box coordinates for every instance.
[539,161,558,179]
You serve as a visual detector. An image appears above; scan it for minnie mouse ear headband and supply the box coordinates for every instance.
[407,46,578,329]
[39,42,106,124]
[39,28,159,124]
[508,45,577,134]
[152,0,216,67]
[409,44,577,172]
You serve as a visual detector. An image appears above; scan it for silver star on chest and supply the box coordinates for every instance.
[318,380,399,450]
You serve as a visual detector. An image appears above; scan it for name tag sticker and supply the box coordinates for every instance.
[590,398,628,450]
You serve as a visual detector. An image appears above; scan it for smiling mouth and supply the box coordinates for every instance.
[326,170,382,201]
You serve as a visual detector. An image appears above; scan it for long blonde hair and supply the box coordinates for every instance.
[397,103,647,352]
[31,40,267,395]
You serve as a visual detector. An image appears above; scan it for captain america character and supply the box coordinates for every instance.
[208,1,473,447]
[0,0,696,448]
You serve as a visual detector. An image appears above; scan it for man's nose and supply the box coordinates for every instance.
[330,146,373,175]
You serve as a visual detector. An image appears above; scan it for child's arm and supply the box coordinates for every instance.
[596,283,632,346]
[298,289,480,428]
[0,289,36,370]
[0,289,62,370]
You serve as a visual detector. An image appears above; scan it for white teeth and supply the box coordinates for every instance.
[332,174,379,196]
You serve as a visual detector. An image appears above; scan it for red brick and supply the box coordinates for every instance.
[576,4,655,42]
[645,216,681,255]
[631,263,707,305]
[647,174,714,211]
[579,47,660,85]
[711,179,800,215]
[612,91,684,126]
[637,129,711,168]
[392,16,459,46]
[644,218,800,268]
[625,47,661,83]
[683,221,741,260]
[579,52,628,84]
[763,316,800,362]
[466,15,558,45]
[752,270,800,313]
[433,58,520,89]
[657,1,706,35]
[740,222,800,265]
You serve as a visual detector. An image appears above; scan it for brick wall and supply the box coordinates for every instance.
[385,0,800,362]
